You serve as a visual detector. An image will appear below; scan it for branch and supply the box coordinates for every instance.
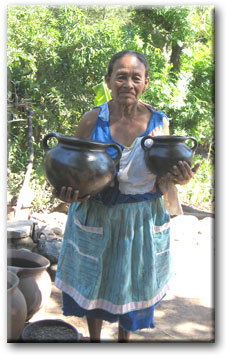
[8,119,27,123]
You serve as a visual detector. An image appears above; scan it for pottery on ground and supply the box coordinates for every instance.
[42,132,122,198]
[22,319,80,343]
[7,249,52,321]
[7,270,27,342]
[141,135,198,176]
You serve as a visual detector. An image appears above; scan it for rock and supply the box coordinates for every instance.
[48,264,57,282]
[47,212,67,228]
[50,227,63,237]
[7,220,37,239]
[31,212,67,234]
[182,204,214,219]
[51,203,69,214]
[33,236,62,264]
[7,236,37,251]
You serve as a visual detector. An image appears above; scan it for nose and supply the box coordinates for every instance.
[123,77,134,89]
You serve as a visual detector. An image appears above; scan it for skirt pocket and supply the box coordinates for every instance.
[72,214,106,260]
[65,239,101,298]
[152,221,172,288]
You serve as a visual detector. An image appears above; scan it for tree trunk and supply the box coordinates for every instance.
[15,109,35,219]
[170,43,183,72]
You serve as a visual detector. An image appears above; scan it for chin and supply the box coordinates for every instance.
[118,96,137,105]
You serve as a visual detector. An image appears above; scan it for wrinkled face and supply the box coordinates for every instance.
[105,55,149,105]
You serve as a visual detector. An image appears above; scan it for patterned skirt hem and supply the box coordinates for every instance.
[54,276,170,315]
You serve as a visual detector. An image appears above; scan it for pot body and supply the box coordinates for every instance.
[141,136,198,176]
[7,249,52,321]
[7,270,27,342]
[42,132,122,198]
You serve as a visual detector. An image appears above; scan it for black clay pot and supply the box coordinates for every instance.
[141,135,198,176]
[42,132,122,198]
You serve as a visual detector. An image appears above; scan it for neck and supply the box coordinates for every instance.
[110,100,139,119]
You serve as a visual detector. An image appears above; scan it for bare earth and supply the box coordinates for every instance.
[29,214,215,343]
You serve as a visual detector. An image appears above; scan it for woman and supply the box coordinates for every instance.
[54,50,199,342]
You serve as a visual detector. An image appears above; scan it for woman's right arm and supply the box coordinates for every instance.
[74,108,100,139]
[52,108,100,203]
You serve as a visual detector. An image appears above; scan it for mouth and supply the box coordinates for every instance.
[120,92,135,96]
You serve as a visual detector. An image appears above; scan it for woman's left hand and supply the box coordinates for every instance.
[167,161,200,185]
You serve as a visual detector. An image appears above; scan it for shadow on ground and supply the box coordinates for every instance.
[132,295,214,342]
[40,285,214,343]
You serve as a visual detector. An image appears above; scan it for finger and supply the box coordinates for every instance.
[71,190,80,203]
[177,161,192,179]
[169,163,186,180]
[65,187,73,201]
[169,165,180,177]
[192,163,201,173]
[60,186,67,200]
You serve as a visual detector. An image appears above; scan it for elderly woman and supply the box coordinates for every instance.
[54,50,199,342]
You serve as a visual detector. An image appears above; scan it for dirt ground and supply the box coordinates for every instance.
[29,215,215,343]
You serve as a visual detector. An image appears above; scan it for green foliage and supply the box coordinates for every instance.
[7,5,214,210]
[93,81,112,106]
[177,156,214,204]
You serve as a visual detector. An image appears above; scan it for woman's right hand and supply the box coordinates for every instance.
[52,186,90,204]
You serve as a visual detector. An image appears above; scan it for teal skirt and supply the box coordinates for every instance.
[55,198,172,320]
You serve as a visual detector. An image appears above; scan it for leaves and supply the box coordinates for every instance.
[7,5,214,209]
[92,81,112,106]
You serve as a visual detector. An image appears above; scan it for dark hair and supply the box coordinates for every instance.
[107,50,149,78]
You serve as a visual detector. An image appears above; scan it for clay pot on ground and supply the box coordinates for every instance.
[7,270,27,342]
[7,249,52,321]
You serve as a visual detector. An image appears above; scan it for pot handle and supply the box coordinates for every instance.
[105,143,122,165]
[141,136,154,151]
[43,132,59,152]
[185,137,198,153]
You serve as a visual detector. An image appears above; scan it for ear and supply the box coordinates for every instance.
[105,74,111,88]
[143,77,150,92]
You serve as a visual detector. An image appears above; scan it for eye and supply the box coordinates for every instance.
[116,74,126,80]
[133,76,142,82]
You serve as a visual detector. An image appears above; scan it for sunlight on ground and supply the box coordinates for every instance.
[154,310,166,318]
[176,322,211,334]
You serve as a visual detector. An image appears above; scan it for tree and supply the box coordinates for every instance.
[7,5,214,210]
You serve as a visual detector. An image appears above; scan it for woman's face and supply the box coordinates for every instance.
[105,55,149,105]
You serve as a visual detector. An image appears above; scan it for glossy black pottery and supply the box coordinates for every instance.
[141,135,198,176]
[42,132,122,198]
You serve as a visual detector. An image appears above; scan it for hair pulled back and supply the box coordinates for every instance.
[107,50,149,78]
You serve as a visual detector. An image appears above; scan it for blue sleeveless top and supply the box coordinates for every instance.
[91,102,169,206]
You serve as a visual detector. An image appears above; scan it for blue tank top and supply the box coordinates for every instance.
[91,101,169,206]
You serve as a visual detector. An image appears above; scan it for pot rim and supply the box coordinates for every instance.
[146,135,189,141]
[45,132,121,151]
[7,248,50,273]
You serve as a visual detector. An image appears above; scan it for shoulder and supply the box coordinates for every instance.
[74,108,100,139]
[154,111,170,135]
